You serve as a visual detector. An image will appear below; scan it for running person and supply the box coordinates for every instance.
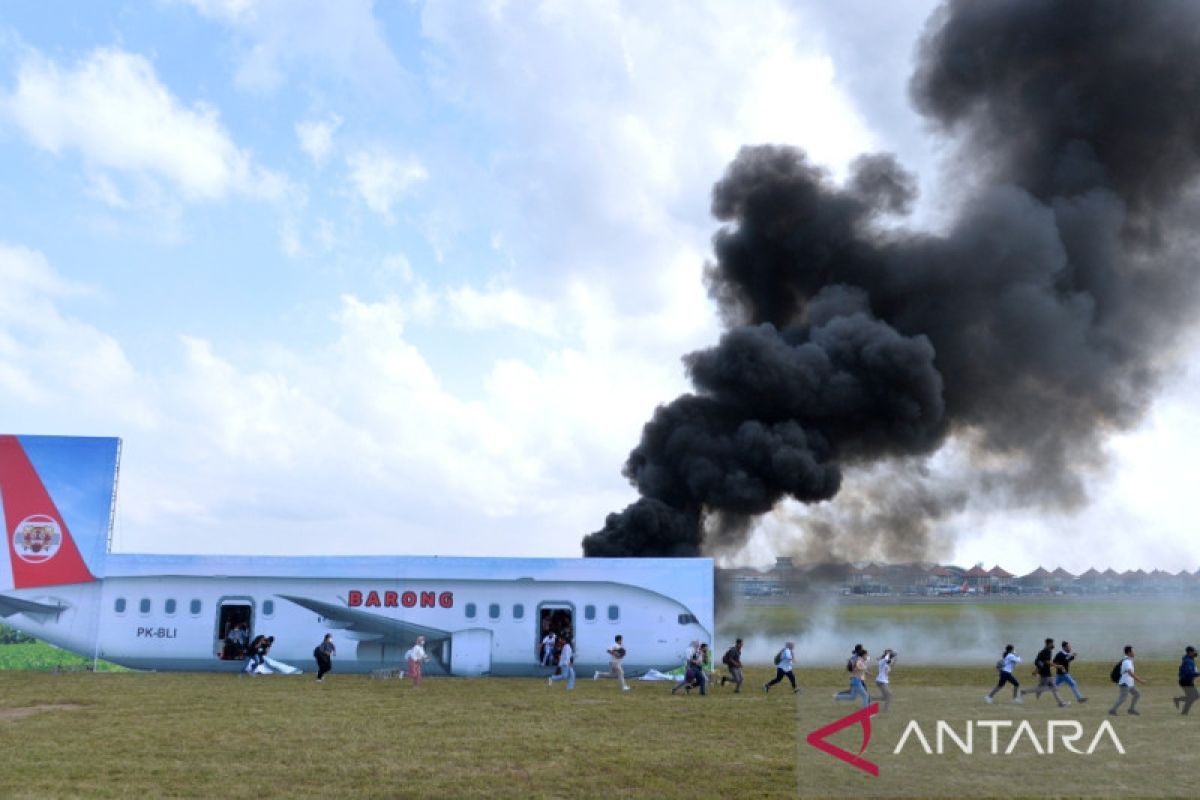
[1175,646,1199,715]
[313,633,336,682]
[1021,638,1070,707]
[985,644,1023,704]
[1109,645,1146,716]
[1053,641,1088,703]
[593,634,630,691]
[834,648,871,707]
[764,641,799,694]
[719,638,744,693]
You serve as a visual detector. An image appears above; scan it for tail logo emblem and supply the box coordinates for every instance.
[13,515,62,563]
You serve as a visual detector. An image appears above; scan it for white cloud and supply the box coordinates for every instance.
[346,148,428,221]
[182,0,407,94]
[2,47,283,203]
[0,244,157,426]
[295,114,341,167]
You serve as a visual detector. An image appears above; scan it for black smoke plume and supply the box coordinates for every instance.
[583,0,1200,558]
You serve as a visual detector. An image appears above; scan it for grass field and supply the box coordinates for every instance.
[1,661,1198,799]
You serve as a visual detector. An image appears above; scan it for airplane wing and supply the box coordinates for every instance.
[0,593,64,622]
[277,595,449,643]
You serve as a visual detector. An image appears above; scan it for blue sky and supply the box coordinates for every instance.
[1,0,1196,572]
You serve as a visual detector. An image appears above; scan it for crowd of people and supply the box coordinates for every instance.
[240,625,1200,717]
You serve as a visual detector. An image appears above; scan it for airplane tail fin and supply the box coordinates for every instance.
[0,435,120,590]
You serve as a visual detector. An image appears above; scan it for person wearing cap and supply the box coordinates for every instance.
[1175,646,1199,715]
[1052,641,1088,703]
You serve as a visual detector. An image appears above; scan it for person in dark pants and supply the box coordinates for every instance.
[763,641,799,694]
[1175,646,1199,715]
[985,644,1022,704]
[314,633,336,682]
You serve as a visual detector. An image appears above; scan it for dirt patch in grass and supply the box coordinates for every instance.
[0,703,85,721]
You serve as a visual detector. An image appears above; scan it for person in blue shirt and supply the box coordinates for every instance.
[1175,646,1199,715]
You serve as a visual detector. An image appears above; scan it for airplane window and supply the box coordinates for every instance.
[489,603,500,620]
[165,599,177,615]
[584,604,596,621]
[263,600,274,617]
[139,598,151,614]
[190,599,202,615]
[114,598,126,614]
[465,602,476,619]
[607,604,619,621]
[677,613,697,625]
[513,604,524,619]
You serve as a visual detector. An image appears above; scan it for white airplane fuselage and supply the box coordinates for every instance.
[0,435,713,676]
[4,567,712,675]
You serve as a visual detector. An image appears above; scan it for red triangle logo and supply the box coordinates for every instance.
[805,702,880,776]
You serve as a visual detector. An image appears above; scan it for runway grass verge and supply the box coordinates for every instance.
[1,661,1197,799]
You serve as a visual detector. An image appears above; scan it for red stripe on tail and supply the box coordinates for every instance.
[0,436,95,588]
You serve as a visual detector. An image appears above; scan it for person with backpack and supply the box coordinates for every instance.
[834,646,871,707]
[763,641,799,694]
[1108,644,1146,716]
[313,633,336,683]
[1020,637,1070,707]
[985,644,1023,704]
[1174,646,1199,715]
[719,638,744,692]
[1053,641,1088,703]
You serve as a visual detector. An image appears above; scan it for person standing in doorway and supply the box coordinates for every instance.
[405,636,429,688]
[313,633,336,683]
[594,634,630,691]
[1109,645,1147,716]
[764,641,799,694]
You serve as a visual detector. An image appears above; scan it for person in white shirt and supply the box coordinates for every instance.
[594,634,630,691]
[541,631,556,667]
[764,641,799,694]
[1109,644,1147,716]
[548,638,576,689]
[985,644,1023,704]
[874,649,896,712]
[404,636,429,688]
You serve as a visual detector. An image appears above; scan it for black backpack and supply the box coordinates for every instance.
[846,656,856,672]
[774,648,784,665]
[1110,661,1123,683]
[722,647,737,666]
